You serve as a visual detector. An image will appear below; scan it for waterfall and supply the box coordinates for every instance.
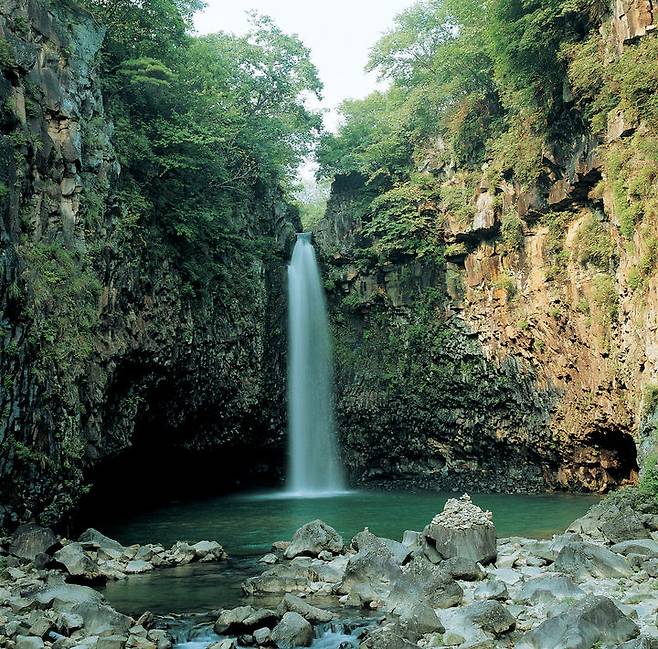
[287,233,345,495]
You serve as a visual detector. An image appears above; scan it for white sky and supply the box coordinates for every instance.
[194,0,416,133]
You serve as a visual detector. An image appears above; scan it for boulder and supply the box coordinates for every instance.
[474,579,509,601]
[449,600,516,637]
[396,600,445,638]
[441,556,486,581]
[568,502,649,544]
[71,602,133,636]
[36,583,104,608]
[517,596,639,649]
[423,495,497,565]
[270,612,313,648]
[242,562,317,595]
[611,539,658,558]
[78,530,125,552]
[54,543,104,582]
[284,520,343,559]
[15,636,45,649]
[96,636,128,649]
[385,557,463,614]
[214,606,278,634]
[279,594,334,623]
[359,624,419,649]
[338,531,403,604]
[9,524,59,561]
[259,554,278,565]
[125,560,152,575]
[253,627,271,645]
[517,574,586,603]
[191,541,227,561]
[555,542,633,579]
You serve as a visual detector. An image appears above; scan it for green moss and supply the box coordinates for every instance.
[492,270,517,299]
[574,211,617,270]
[591,273,618,326]
[501,207,525,253]
[542,210,571,282]
[0,37,15,69]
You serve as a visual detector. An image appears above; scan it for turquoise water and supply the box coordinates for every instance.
[99,489,598,615]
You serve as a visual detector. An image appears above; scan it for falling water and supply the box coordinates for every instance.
[287,233,345,495]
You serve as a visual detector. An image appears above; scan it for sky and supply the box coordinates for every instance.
[193,0,416,133]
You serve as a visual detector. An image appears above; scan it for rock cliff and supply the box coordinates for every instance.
[0,0,296,528]
[317,2,657,494]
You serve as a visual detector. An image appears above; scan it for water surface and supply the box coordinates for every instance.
[100,489,598,615]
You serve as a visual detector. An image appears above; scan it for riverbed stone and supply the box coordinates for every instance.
[284,520,344,559]
[517,574,586,603]
[54,543,104,582]
[9,524,59,561]
[125,560,152,575]
[259,553,278,565]
[612,539,658,558]
[15,636,45,649]
[441,556,486,581]
[474,579,509,601]
[555,541,633,579]
[96,636,128,649]
[516,595,639,649]
[279,594,334,623]
[71,602,133,637]
[339,531,403,605]
[78,530,125,553]
[270,612,313,648]
[386,556,463,614]
[36,583,104,608]
[253,627,271,645]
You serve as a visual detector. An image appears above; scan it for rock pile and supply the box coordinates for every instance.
[5,525,227,584]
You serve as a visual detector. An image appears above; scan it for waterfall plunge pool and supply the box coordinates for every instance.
[99,489,599,615]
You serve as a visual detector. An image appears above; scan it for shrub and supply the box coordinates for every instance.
[574,212,617,269]
[501,207,525,252]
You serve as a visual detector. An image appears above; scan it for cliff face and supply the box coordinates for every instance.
[317,4,657,494]
[0,0,295,528]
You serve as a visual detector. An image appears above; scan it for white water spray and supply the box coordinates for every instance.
[287,233,345,495]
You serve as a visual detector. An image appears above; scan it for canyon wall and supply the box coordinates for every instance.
[0,0,295,528]
[317,3,657,494]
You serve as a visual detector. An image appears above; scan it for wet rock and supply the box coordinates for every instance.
[242,562,317,595]
[279,594,334,623]
[441,556,486,581]
[555,541,633,579]
[191,541,226,561]
[284,521,343,559]
[516,596,639,649]
[517,574,586,603]
[54,543,104,582]
[474,579,509,601]
[208,641,236,649]
[78,530,125,553]
[125,560,152,575]
[259,554,278,565]
[423,495,497,565]
[214,606,278,634]
[9,524,59,561]
[270,612,313,648]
